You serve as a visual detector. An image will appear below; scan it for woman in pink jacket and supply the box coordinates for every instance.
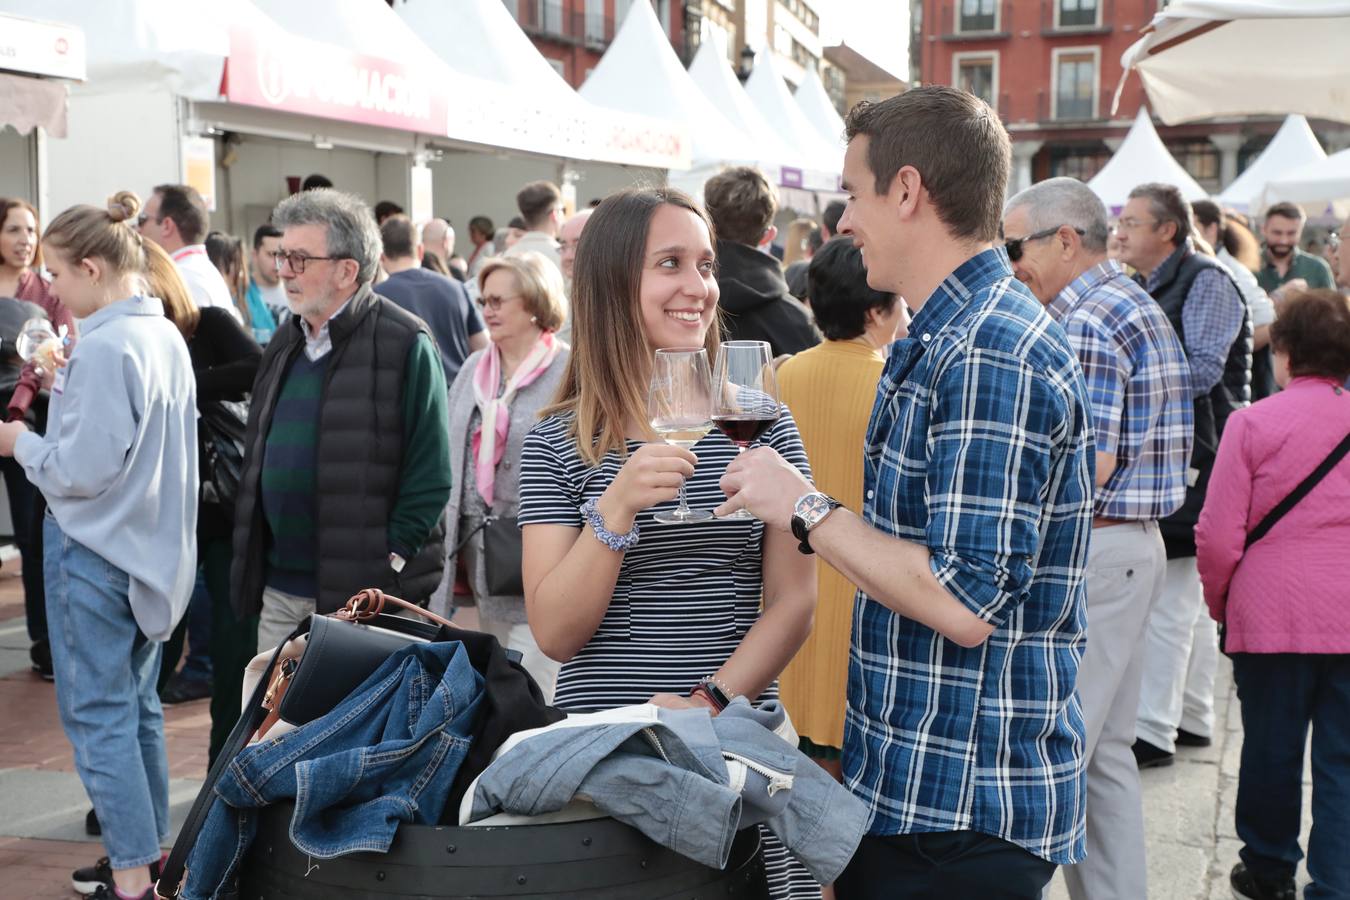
[1196,288,1350,900]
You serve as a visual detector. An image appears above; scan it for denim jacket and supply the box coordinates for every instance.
[464,698,868,885]
[182,642,484,900]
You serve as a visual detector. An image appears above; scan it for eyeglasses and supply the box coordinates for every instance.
[274,249,351,275]
[136,213,157,228]
[1112,217,1160,234]
[1004,226,1085,262]
[476,294,521,312]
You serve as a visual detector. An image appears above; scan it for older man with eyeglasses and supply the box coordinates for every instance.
[1003,178,1194,900]
[1113,182,1252,775]
[231,189,451,651]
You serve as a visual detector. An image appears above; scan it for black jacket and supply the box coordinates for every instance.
[189,307,261,543]
[231,284,446,618]
[715,240,820,357]
[1143,246,1252,558]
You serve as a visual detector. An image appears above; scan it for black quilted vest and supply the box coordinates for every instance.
[231,284,446,617]
[1142,246,1252,557]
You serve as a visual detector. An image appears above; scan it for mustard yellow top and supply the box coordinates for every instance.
[775,338,884,750]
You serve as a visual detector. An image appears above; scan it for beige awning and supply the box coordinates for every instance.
[0,72,68,137]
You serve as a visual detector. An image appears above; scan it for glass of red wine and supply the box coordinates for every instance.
[711,340,780,520]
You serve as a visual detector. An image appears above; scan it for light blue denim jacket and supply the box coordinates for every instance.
[182,641,484,900]
[466,698,869,885]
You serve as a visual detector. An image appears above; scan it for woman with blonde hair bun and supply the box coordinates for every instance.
[0,191,199,900]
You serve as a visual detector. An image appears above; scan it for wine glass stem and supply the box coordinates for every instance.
[676,478,691,516]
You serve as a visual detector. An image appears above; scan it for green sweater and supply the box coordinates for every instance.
[261,333,449,596]
[389,333,452,559]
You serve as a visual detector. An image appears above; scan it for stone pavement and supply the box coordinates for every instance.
[0,551,1313,899]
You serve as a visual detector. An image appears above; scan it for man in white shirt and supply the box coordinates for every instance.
[139,183,240,322]
[502,180,563,271]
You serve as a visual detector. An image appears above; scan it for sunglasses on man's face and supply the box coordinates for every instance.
[1004,225,1086,262]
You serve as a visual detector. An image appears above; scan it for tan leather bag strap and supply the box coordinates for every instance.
[334,588,455,629]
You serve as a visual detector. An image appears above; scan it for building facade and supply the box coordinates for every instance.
[507,0,827,92]
[505,0,687,87]
[823,43,907,117]
[911,0,1309,196]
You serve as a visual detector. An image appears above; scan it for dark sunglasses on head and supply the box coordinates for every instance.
[1004,225,1086,262]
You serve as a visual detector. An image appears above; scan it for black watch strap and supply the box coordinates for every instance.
[792,495,842,555]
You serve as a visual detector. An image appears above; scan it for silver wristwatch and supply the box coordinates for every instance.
[791,492,842,555]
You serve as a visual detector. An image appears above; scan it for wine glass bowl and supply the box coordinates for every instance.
[15,317,59,366]
[648,348,715,524]
[711,341,779,520]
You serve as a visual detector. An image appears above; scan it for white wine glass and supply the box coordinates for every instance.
[712,341,780,521]
[15,317,58,364]
[648,348,714,524]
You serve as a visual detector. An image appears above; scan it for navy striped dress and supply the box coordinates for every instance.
[518,411,822,900]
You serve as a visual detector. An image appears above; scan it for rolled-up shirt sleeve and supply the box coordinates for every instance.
[924,348,1068,627]
[1182,269,1244,397]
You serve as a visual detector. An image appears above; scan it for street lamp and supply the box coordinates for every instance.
[737,44,756,82]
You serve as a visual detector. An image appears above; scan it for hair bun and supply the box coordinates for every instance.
[107,190,143,224]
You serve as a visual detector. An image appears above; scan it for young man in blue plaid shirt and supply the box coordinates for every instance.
[718,87,1095,898]
[1004,177,1194,900]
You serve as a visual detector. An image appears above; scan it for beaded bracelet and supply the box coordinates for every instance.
[580,498,640,552]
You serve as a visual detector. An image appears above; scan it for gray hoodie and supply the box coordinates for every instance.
[15,295,198,641]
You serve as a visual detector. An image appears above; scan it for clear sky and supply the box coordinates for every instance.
[818,0,910,82]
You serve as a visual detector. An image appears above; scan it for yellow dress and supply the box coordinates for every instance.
[776,339,884,751]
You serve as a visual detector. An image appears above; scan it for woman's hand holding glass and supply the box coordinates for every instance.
[595,444,697,534]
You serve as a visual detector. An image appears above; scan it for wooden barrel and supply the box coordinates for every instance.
[238,802,770,899]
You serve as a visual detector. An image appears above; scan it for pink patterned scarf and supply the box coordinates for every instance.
[471,331,561,505]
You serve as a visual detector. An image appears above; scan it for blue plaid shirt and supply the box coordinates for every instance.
[844,248,1093,865]
[1049,260,1194,520]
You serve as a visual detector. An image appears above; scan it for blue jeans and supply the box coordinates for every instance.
[44,514,170,870]
[181,567,214,682]
[1231,653,1350,900]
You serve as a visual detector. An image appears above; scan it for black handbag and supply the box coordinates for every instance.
[455,515,524,597]
[197,397,248,515]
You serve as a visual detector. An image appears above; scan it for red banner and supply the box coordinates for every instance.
[226,27,446,133]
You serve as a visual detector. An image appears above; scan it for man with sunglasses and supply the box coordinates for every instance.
[138,184,240,323]
[1003,178,1193,900]
[230,189,451,652]
[1114,183,1251,776]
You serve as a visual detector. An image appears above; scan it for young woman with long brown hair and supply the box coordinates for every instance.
[518,186,820,898]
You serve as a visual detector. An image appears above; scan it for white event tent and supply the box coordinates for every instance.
[579,0,757,181]
[684,41,841,206]
[1116,0,1350,125]
[793,67,847,149]
[1218,115,1326,213]
[1260,149,1350,221]
[744,52,843,182]
[395,0,685,169]
[1087,108,1207,213]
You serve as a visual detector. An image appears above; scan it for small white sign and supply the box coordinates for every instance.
[0,14,86,81]
[182,137,217,212]
[409,163,433,226]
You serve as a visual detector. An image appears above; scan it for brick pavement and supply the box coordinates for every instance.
[0,560,481,900]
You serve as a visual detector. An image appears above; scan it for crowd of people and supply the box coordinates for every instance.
[0,83,1347,900]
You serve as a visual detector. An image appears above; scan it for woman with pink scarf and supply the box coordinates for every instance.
[432,251,568,700]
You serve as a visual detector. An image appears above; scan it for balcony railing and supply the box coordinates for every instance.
[514,3,616,48]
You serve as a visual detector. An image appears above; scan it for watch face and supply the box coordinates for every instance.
[795,493,831,528]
